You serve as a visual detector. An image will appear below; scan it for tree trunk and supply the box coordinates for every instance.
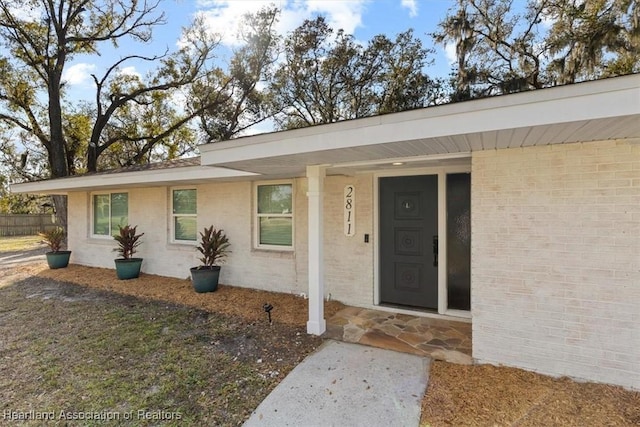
[87,119,107,173]
[87,143,98,173]
[48,60,69,228]
[52,194,68,232]
[48,78,68,179]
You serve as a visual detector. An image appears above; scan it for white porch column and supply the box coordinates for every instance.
[306,165,326,335]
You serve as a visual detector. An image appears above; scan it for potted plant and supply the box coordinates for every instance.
[190,226,230,293]
[113,224,144,280]
[39,227,71,269]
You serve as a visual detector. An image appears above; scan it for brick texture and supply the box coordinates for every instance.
[322,175,374,306]
[66,175,375,307]
[471,140,640,390]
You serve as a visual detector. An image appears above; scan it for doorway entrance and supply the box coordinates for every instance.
[378,173,470,312]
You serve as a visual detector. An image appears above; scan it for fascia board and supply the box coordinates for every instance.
[11,166,257,194]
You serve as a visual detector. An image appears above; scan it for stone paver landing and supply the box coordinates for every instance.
[324,306,472,364]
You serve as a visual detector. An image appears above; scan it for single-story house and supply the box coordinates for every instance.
[13,74,640,390]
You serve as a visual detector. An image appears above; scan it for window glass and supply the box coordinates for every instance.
[258,185,292,214]
[259,217,293,246]
[110,193,128,236]
[92,192,128,236]
[93,194,110,236]
[257,184,293,248]
[172,189,197,241]
[174,217,197,241]
[447,173,471,311]
[173,189,197,215]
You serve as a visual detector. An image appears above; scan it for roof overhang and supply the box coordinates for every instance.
[11,165,257,195]
[200,74,640,176]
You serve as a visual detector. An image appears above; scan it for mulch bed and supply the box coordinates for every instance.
[421,360,640,426]
[36,264,345,327]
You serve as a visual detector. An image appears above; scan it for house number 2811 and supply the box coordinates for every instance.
[344,185,355,237]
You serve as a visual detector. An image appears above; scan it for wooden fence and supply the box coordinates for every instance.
[0,214,58,237]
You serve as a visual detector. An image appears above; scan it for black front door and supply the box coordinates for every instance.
[379,175,438,309]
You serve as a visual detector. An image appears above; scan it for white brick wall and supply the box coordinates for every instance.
[323,175,374,306]
[471,140,640,390]
[66,175,375,307]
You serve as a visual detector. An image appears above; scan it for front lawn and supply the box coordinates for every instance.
[0,235,46,252]
[0,275,322,426]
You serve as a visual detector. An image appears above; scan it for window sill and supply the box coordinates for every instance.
[167,242,197,251]
[251,247,295,258]
[169,240,197,246]
[87,236,115,245]
[254,245,294,252]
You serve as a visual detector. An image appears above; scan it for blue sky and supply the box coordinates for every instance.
[62,0,458,99]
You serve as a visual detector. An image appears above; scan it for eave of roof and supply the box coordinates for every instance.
[11,157,257,195]
[199,74,640,176]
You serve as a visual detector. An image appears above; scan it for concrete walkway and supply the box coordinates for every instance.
[244,340,430,427]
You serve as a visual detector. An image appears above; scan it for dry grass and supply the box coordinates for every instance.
[0,235,46,252]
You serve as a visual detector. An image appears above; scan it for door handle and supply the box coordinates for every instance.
[433,235,438,267]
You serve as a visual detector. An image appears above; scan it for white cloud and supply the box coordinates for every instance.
[539,13,555,29]
[195,1,270,46]
[304,0,367,34]
[7,3,43,21]
[401,0,418,18]
[167,88,188,115]
[194,0,368,47]
[118,66,142,79]
[444,43,457,65]
[62,63,97,86]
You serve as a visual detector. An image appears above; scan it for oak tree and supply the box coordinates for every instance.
[434,0,640,98]
[269,17,441,130]
[0,1,278,223]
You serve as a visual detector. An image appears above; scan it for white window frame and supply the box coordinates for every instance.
[170,187,198,244]
[90,191,129,239]
[254,180,294,251]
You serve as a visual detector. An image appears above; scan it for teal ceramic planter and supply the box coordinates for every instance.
[190,266,221,293]
[45,251,71,269]
[114,258,143,280]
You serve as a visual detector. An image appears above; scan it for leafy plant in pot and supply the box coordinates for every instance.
[190,226,230,293]
[39,227,71,269]
[113,225,144,280]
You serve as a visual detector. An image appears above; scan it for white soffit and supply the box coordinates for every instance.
[200,74,640,175]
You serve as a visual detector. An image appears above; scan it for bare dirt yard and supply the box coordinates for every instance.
[1,241,638,426]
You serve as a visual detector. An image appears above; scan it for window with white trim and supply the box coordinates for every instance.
[171,188,197,242]
[92,192,128,237]
[256,183,293,249]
